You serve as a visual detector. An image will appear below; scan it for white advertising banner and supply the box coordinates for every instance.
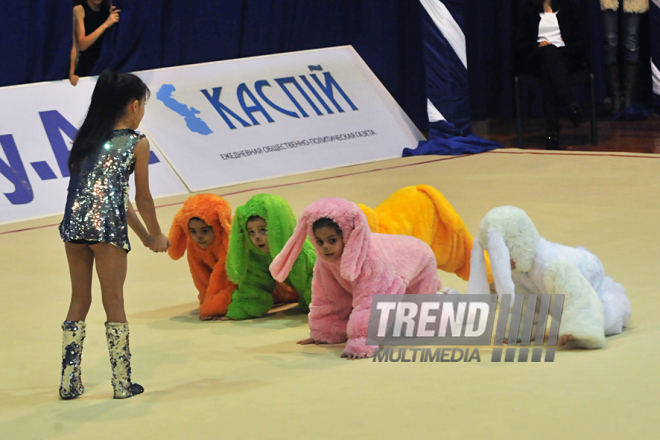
[140,45,424,191]
[1,45,423,225]
[0,79,187,225]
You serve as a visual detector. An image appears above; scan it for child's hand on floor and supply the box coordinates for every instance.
[199,315,224,321]
[341,353,368,360]
[297,338,328,345]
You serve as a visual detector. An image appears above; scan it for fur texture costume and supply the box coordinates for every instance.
[168,194,236,318]
[226,194,315,319]
[358,184,493,282]
[467,206,631,349]
[600,0,649,14]
[270,198,442,359]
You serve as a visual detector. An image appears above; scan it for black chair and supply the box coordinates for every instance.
[514,69,598,148]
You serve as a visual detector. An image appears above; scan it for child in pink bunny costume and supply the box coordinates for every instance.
[270,198,442,360]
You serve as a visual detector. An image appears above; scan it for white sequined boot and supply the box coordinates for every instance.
[105,322,144,399]
[59,320,86,399]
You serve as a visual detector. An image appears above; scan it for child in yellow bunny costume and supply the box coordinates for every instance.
[358,184,492,282]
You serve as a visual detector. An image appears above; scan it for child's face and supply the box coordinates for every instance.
[188,218,215,249]
[314,227,344,262]
[246,218,269,253]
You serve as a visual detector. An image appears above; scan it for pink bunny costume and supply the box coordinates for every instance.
[270,198,442,358]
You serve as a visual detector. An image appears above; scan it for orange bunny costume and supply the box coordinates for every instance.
[168,194,236,318]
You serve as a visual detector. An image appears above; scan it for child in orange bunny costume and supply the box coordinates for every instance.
[168,194,236,320]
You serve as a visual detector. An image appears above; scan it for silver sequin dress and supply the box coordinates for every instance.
[59,129,145,251]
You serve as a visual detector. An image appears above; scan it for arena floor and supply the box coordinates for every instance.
[1,149,658,439]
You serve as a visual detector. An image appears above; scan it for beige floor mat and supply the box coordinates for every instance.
[1,150,658,439]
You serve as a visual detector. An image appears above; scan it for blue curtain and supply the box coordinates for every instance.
[0,0,428,132]
[3,1,652,128]
[1,2,72,85]
[402,0,501,157]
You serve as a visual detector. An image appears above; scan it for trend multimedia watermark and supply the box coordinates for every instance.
[367,294,565,363]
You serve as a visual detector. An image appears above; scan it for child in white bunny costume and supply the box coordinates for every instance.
[467,206,631,349]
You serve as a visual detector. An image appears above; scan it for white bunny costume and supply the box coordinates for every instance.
[467,206,631,349]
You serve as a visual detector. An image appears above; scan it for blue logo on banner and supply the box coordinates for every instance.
[157,66,359,133]
[156,84,213,135]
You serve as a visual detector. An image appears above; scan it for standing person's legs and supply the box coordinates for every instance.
[602,9,619,67]
[622,12,642,108]
[65,242,95,321]
[60,242,94,399]
[602,9,622,113]
[90,243,144,398]
[622,12,641,64]
[91,243,127,322]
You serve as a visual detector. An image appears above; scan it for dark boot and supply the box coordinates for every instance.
[623,63,638,109]
[105,322,144,399]
[606,64,622,114]
[59,321,86,399]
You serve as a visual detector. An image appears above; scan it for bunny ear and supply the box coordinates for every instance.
[167,215,188,260]
[217,199,233,248]
[357,203,380,233]
[269,214,309,282]
[483,247,495,284]
[340,213,370,282]
[466,238,490,295]
[226,205,248,283]
[416,184,463,231]
[486,228,516,308]
[264,195,297,258]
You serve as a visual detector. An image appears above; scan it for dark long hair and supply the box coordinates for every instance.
[68,70,149,172]
[312,218,343,236]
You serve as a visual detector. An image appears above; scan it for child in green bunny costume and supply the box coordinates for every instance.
[225,193,315,320]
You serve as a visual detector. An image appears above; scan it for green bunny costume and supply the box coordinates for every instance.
[225,194,315,319]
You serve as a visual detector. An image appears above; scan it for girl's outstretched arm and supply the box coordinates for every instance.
[127,202,149,247]
[133,138,169,252]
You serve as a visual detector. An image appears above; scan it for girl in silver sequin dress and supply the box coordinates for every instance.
[58,70,170,400]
